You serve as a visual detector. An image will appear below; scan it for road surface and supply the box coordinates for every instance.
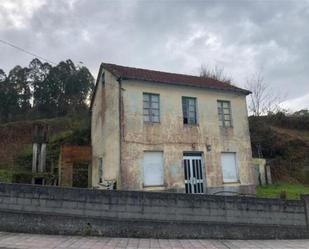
[0,232,309,249]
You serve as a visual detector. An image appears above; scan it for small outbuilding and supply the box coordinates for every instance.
[58,145,91,188]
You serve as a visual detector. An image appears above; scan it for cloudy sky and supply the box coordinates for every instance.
[0,0,308,111]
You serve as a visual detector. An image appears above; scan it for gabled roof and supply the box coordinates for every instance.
[101,63,251,95]
[90,62,250,110]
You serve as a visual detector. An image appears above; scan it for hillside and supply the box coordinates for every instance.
[0,114,90,183]
[249,114,309,184]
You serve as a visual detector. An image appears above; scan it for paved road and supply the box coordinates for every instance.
[0,232,309,249]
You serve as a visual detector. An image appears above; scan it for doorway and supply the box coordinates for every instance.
[72,161,89,188]
[183,154,204,194]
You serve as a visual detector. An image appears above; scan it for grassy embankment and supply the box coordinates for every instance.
[256,182,309,200]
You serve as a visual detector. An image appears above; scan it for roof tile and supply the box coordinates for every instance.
[101,63,250,95]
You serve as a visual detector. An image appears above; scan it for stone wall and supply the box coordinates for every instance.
[0,183,308,239]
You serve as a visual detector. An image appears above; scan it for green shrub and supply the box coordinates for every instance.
[0,169,13,183]
[11,172,33,184]
[14,146,33,171]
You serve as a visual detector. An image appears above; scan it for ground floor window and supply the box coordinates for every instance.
[143,151,164,186]
[221,152,239,183]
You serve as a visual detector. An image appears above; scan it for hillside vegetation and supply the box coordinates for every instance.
[0,113,90,183]
[249,113,309,184]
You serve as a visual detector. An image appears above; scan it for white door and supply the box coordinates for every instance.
[143,152,164,186]
[183,155,204,194]
[221,152,239,183]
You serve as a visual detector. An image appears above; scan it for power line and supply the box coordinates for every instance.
[0,39,57,65]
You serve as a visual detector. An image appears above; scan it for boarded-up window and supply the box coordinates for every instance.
[143,152,164,186]
[221,152,239,183]
[143,93,160,123]
[217,100,232,127]
[182,97,197,124]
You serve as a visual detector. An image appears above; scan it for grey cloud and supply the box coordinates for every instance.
[0,0,308,110]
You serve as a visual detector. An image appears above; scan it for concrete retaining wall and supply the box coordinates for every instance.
[0,183,308,239]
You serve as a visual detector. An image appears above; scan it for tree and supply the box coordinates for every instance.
[0,69,7,122]
[246,72,284,116]
[0,69,19,122]
[200,64,232,84]
[293,109,309,117]
[0,58,95,122]
[28,58,52,113]
[7,66,31,113]
[66,66,94,112]
[37,59,94,116]
[0,69,5,82]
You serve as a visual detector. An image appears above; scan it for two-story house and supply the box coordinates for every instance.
[90,63,255,195]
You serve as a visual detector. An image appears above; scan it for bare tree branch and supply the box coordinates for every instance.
[200,64,232,84]
[246,72,285,116]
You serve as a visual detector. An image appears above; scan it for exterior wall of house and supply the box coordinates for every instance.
[91,70,120,188]
[119,79,255,193]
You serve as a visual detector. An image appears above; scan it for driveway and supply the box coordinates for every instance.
[0,232,309,249]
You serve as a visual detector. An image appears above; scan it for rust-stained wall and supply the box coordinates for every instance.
[59,145,91,187]
[91,72,254,193]
[120,80,254,192]
[91,70,120,188]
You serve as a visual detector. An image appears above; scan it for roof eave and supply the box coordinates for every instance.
[90,63,104,111]
[121,76,252,96]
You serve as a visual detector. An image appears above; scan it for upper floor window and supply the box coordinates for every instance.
[217,100,232,127]
[182,97,197,124]
[143,93,160,123]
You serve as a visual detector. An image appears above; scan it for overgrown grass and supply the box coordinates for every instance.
[0,168,55,184]
[0,169,13,183]
[256,182,309,200]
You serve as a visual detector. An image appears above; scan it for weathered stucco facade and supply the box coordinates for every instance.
[91,63,255,194]
[91,70,120,187]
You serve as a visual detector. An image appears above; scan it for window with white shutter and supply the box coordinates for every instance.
[143,152,164,186]
[221,152,239,183]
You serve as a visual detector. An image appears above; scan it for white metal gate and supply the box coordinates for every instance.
[183,155,204,194]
